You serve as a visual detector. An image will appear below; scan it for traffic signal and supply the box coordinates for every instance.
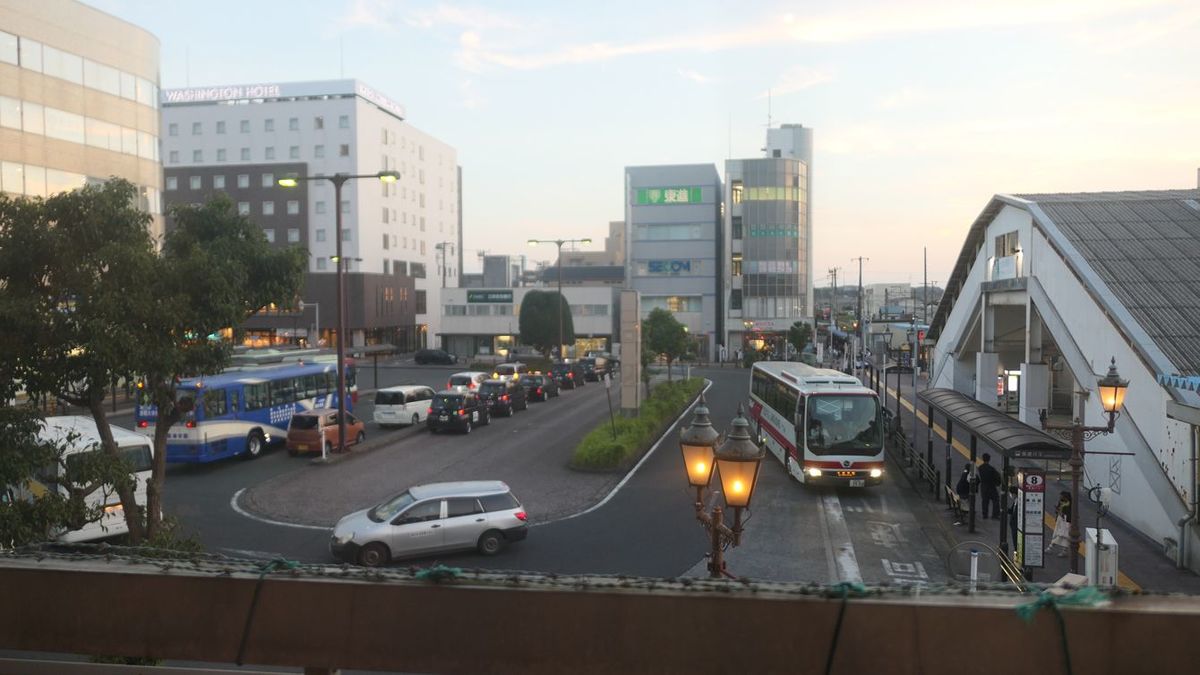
[917,330,925,343]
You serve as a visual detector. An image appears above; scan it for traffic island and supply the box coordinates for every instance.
[569,377,705,471]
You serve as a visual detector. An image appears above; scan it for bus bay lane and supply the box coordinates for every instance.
[238,381,623,531]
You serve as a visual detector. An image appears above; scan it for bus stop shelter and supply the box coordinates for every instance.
[916,388,1070,554]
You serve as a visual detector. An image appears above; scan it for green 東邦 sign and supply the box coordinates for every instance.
[467,290,513,303]
[636,187,703,205]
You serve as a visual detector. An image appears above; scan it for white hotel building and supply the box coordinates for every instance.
[160,79,461,348]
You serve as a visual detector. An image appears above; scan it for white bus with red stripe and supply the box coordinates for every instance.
[749,361,884,486]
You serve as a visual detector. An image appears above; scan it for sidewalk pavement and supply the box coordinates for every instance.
[875,370,1200,593]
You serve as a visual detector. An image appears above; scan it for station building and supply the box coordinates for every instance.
[929,187,1200,572]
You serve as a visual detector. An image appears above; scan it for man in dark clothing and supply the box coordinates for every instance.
[978,453,1002,518]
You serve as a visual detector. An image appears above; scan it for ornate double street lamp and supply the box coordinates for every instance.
[279,170,400,459]
[1040,357,1130,574]
[527,237,591,359]
[679,396,766,578]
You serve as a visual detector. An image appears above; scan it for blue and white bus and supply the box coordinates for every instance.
[134,362,352,463]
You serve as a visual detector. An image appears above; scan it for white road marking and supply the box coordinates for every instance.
[816,490,839,583]
[229,488,333,531]
[821,493,863,583]
[533,379,714,528]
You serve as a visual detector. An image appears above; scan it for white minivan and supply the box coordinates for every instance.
[373,385,436,427]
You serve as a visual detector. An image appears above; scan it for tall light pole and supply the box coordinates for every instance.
[528,237,591,360]
[1040,358,1130,574]
[280,170,399,459]
[850,256,868,373]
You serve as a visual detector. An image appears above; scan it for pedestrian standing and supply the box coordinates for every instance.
[977,453,1001,518]
[1047,490,1072,557]
[954,465,971,526]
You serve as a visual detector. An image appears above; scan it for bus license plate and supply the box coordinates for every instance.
[849,479,865,487]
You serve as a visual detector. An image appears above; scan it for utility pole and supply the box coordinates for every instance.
[435,241,453,289]
[850,256,868,373]
[923,246,928,327]
[827,267,841,365]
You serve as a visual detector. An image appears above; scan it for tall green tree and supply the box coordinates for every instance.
[642,308,689,382]
[518,289,575,358]
[787,321,814,355]
[0,182,305,543]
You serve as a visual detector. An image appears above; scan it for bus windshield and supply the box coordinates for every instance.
[806,395,881,454]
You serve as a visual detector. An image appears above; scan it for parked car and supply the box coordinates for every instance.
[414,348,457,365]
[549,361,586,389]
[478,378,528,417]
[373,385,436,427]
[426,390,490,434]
[286,408,365,456]
[492,362,529,382]
[330,480,529,566]
[520,373,559,402]
[447,371,489,391]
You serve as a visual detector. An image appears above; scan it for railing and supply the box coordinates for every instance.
[883,407,940,497]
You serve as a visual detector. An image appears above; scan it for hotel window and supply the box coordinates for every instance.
[168,150,179,164]
[315,201,326,214]
[341,228,351,241]
[314,116,324,129]
[382,233,390,250]
[262,201,275,216]
[189,176,201,190]
[732,216,743,239]
[384,260,390,274]
[240,147,250,161]
[287,200,299,215]
[237,174,249,188]
[731,254,743,276]
[264,146,275,160]
[216,148,226,162]
[340,200,349,214]
[216,120,226,134]
[240,119,250,133]
[315,229,326,242]
[382,208,389,223]
[192,122,201,135]
[168,123,178,137]
[237,201,250,215]
[261,173,274,188]
[338,115,349,129]
[339,144,350,157]
[314,145,325,159]
[165,176,178,191]
[289,146,300,159]
[287,228,300,243]
[731,180,743,204]
[730,289,743,310]
[0,31,16,65]
[264,119,274,132]
[213,175,225,189]
[316,257,327,270]
[192,150,203,163]
[263,228,275,243]
[288,117,299,131]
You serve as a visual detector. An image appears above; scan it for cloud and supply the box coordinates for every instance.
[339,0,525,33]
[459,78,484,109]
[677,69,711,84]
[444,0,1174,71]
[759,66,834,98]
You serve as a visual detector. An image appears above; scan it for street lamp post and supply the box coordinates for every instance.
[528,237,591,360]
[1040,357,1130,574]
[434,241,453,289]
[280,170,399,460]
[679,397,765,578]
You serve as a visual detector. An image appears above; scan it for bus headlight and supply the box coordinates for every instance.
[869,468,883,479]
[807,468,822,478]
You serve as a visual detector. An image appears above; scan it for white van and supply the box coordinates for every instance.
[373,385,437,427]
[447,371,489,392]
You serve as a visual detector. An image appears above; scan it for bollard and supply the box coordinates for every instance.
[969,549,979,593]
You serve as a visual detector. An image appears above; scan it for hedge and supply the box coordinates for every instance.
[570,377,705,471]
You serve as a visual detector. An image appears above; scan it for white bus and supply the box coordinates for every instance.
[30,416,153,543]
[749,362,884,486]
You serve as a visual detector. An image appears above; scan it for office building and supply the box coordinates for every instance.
[161,79,459,349]
[724,124,813,355]
[0,0,162,234]
[625,164,723,359]
[440,286,619,360]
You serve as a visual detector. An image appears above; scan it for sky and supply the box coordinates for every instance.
[88,0,1200,285]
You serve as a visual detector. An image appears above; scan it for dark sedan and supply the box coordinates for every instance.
[415,349,458,365]
[520,374,560,402]
[478,379,528,417]
[549,361,586,390]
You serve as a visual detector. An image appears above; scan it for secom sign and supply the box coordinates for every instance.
[647,260,693,274]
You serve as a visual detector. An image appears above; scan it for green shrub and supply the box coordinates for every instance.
[570,377,704,470]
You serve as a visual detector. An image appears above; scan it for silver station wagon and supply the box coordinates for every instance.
[329,481,529,567]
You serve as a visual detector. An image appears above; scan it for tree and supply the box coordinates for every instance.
[787,321,814,356]
[518,289,574,358]
[0,182,305,543]
[642,308,689,382]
